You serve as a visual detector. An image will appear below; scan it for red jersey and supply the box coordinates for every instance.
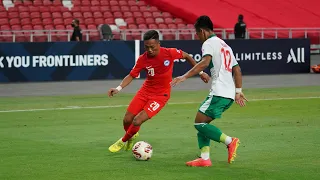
[130,47,184,96]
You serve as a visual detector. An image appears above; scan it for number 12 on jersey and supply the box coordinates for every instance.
[221,48,232,73]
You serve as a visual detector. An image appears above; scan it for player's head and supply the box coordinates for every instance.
[143,30,160,57]
[194,15,214,42]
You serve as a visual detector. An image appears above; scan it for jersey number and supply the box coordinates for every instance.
[147,68,155,76]
[221,48,232,72]
[148,101,160,112]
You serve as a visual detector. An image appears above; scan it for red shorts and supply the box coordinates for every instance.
[127,92,170,118]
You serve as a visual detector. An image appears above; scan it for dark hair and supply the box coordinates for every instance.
[74,19,80,25]
[143,30,159,41]
[194,15,213,32]
[238,14,244,21]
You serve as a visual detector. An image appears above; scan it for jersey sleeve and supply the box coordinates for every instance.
[129,56,145,78]
[169,48,184,60]
[202,42,214,58]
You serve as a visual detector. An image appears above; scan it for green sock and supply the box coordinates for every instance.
[197,132,210,149]
[194,123,222,143]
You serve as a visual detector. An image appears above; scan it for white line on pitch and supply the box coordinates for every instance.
[0,96,319,113]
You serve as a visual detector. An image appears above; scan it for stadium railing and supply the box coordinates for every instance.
[0,28,319,52]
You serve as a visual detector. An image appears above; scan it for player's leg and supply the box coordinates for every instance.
[122,111,140,151]
[123,111,135,132]
[121,110,150,142]
[186,112,213,167]
[109,94,146,153]
[122,96,169,142]
[187,95,240,166]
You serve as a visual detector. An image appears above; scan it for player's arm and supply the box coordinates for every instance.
[182,55,211,79]
[108,57,143,97]
[182,51,204,74]
[108,74,135,97]
[233,65,242,89]
[119,74,134,89]
[232,64,248,106]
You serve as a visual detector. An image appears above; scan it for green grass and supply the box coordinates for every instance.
[0,86,320,180]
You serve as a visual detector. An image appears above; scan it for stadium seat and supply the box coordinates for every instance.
[128,1,137,6]
[105,18,115,25]
[93,12,103,18]
[80,6,90,13]
[91,6,100,12]
[130,6,139,12]
[110,1,118,6]
[158,24,168,29]
[63,12,73,18]
[100,6,110,11]
[82,1,90,6]
[85,18,95,25]
[83,12,93,19]
[140,6,150,12]
[133,12,143,18]
[144,12,152,18]
[12,25,22,30]
[9,19,20,26]
[95,18,104,25]
[52,12,62,18]
[155,18,164,24]
[31,12,41,19]
[111,6,121,12]
[104,12,113,18]
[18,6,29,12]
[121,6,130,12]
[20,18,31,26]
[88,24,97,30]
[91,1,100,6]
[148,24,158,29]
[128,24,138,29]
[64,18,73,25]
[0,12,7,18]
[100,1,109,6]
[42,12,52,19]
[1,0,193,41]
[136,17,145,24]
[138,24,148,29]
[9,12,19,18]
[146,18,155,24]
[125,17,135,24]
[32,18,43,25]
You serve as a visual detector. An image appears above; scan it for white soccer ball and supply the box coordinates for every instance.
[132,141,153,161]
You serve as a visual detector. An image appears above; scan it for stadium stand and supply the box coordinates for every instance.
[0,0,319,44]
[145,0,320,43]
[0,0,193,41]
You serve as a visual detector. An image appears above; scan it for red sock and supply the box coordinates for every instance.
[123,124,130,131]
[122,124,140,142]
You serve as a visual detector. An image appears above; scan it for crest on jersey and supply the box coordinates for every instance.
[164,60,170,66]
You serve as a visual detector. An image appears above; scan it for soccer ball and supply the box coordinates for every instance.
[132,141,153,161]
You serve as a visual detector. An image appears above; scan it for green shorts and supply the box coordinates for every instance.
[198,95,234,119]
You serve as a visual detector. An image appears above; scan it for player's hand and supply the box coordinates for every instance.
[170,76,186,87]
[200,72,210,83]
[235,92,248,107]
[108,88,119,97]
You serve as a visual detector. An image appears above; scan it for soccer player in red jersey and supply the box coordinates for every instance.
[108,30,210,153]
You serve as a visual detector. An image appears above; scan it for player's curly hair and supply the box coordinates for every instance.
[194,15,214,32]
[143,30,159,41]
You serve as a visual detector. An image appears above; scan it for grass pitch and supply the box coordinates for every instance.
[0,86,320,180]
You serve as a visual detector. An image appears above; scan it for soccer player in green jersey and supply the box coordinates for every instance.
[171,15,247,167]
